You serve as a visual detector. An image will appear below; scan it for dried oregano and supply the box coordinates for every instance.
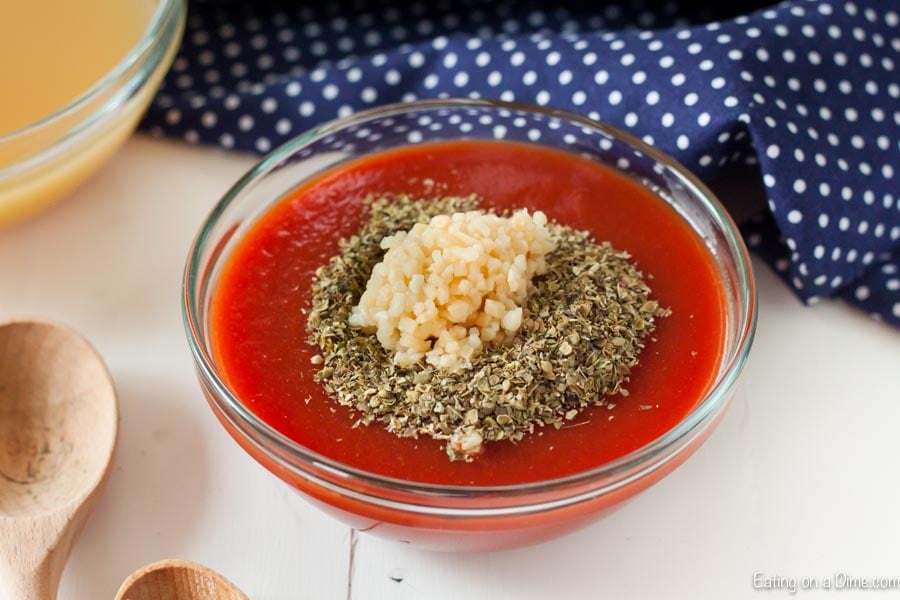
[306,194,670,461]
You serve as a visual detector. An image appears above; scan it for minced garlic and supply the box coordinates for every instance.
[349,208,556,371]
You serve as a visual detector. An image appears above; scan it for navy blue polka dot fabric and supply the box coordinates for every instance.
[141,0,900,327]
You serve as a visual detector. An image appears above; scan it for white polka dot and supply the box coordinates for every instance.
[275,119,291,136]
[261,97,277,114]
[608,90,622,105]
[594,70,609,85]
[793,179,807,193]
[200,111,217,128]
[787,209,803,224]
[299,101,315,117]
[408,51,425,68]
[818,213,829,228]
[676,135,689,150]
[661,113,674,127]
[659,55,674,69]
[536,90,550,105]
[322,84,339,100]
[624,112,638,127]
[344,68,360,83]
[285,81,302,97]
[697,112,711,127]
[671,73,686,86]
[361,87,377,103]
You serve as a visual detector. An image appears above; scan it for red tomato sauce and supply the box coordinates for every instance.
[211,140,726,486]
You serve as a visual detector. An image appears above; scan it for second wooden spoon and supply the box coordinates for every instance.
[116,559,249,600]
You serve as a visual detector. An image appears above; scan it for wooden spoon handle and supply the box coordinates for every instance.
[0,557,58,600]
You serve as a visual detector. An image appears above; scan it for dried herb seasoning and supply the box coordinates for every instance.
[306,194,670,461]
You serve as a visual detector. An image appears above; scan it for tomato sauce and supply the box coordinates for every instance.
[211,140,725,486]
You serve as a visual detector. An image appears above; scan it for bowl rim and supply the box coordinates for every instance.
[0,0,185,144]
[184,98,758,501]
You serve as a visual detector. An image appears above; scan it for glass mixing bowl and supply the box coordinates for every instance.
[184,99,757,552]
[0,0,185,227]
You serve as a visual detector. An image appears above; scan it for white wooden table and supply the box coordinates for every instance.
[2,137,898,599]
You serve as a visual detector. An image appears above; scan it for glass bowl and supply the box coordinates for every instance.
[0,0,185,227]
[184,99,757,552]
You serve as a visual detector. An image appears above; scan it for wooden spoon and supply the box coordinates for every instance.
[0,320,118,600]
[115,559,249,600]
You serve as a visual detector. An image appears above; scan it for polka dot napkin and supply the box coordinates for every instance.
[141,0,900,327]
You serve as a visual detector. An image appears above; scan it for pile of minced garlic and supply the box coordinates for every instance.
[306,194,668,461]
[349,209,556,371]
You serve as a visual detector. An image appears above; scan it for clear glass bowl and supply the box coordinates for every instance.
[0,0,185,227]
[184,100,757,552]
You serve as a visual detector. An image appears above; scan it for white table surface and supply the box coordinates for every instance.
[2,137,898,600]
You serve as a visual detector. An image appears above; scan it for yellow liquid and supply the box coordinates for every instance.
[1,0,154,137]
[0,0,175,227]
